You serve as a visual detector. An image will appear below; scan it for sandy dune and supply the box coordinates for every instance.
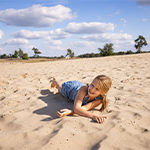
[0,53,150,150]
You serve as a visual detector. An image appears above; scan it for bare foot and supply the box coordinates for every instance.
[51,78,56,88]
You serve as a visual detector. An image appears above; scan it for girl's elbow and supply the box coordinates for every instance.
[73,108,77,113]
[73,106,79,113]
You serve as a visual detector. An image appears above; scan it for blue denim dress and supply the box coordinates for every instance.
[61,80,102,105]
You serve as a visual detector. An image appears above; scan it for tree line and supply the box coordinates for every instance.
[77,35,149,58]
[0,47,41,59]
[0,35,149,59]
[60,35,149,58]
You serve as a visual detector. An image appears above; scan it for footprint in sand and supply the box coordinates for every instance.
[119,87,124,90]
[146,77,150,79]
[82,76,86,79]
[14,89,18,93]
[0,96,5,101]
[121,77,142,83]
[114,97,121,101]
[133,112,142,118]
[0,114,21,131]
[138,127,149,133]
[21,73,29,79]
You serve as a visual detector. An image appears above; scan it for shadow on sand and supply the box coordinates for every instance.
[33,89,73,121]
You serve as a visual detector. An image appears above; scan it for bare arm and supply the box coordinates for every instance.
[81,99,102,111]
[73,86,100,118]
[57,86,107,123]
[57,96,101,117]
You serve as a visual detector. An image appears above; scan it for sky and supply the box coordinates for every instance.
[0,0,150,57]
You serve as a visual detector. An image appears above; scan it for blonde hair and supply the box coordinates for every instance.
[94,75,112,111]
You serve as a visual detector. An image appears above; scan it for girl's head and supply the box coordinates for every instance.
[94,75,112,94]
[88,75,112,111]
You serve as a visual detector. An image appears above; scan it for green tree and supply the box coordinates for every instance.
[0,54,7,59]
[135,35,148,53]
[126,50,134,55]
[32,47,41,57]
[18,48,23,58]
[22,53,29,60]
[60,55,65,58]
[98,43,114,56]
[66,49,74,58]
[12,50,18,58]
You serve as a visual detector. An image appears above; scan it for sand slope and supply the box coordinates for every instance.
[0,53,150,150]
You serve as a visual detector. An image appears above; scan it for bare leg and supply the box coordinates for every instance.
[51,78,62,93]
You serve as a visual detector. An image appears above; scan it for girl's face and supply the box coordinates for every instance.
[88,79,104,98]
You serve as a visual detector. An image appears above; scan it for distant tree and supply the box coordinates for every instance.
[18,48,24,58]
[135,35,148,53]
[90,53,95,57]
[22,53,29,60]
[85,54,90,58]
[126,50,134,55]
[8,53,12,58]
[60,55,65,58]
[98,43,114,56]
[12,50,18,58]
[66,49,74,58]
[95,53,100,57]
[78,53,100,58]
[0,54,7,59]
[32,47,41,58]
[117,51,125,55]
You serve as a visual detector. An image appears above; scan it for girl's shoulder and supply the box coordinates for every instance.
[78,85,88,94]
[75,85,88,100]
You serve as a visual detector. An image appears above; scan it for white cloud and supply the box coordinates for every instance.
[108,11,120,17]
[115,40,134,45]
[71,41,94,47]
[142,18,150,21]
[114,11,120,15]
[0,30,4,39]
[0,47,3,51]
[44,39,62,46]
[12,29,71,40]
[114,40,135,52]
[0,5,76,27]
[142,19,148,21]
[41,44,66,56]
[65,22,115,34]
[3,38,29,45]
[81,33,132,43]
[121,18,126,26]
[136,0,150,5]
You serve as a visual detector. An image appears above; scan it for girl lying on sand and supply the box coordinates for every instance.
[51,75,112,124]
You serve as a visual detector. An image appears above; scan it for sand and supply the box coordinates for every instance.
[0,53,150,150]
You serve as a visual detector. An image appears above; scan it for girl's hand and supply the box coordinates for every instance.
[57,109,73,118]
[92,115,107,124]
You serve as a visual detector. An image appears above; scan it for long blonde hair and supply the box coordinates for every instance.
[94,75,112,111]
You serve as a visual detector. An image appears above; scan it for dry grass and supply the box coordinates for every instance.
[0,58,63,63]
[0,57,81,63]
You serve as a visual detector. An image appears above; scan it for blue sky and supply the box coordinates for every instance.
[0,0,150,57]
